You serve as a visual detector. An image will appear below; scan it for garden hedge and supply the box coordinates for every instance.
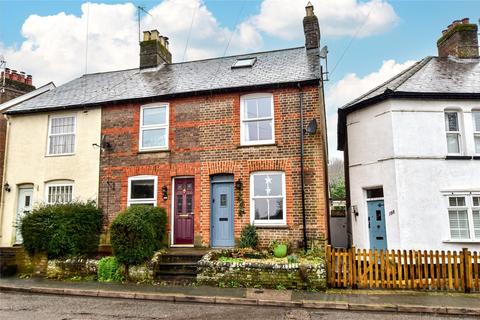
[20,201,103,259]
[110,205,167,271]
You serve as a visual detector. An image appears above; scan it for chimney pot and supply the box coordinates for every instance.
[442,29,448,35]
[437,17,478,59]
[150,30,159,40]
[143,31,151,41]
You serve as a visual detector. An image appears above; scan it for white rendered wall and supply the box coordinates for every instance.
[0,108,101,246]
[347,99,480,251]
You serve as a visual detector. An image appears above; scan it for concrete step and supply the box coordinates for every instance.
[159,254,204,264]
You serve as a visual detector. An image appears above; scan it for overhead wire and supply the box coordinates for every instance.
[182,3,198,62]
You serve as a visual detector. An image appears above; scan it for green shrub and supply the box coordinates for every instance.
[110,206,167,275]
[97,257,124,282]
[239,224,258,249]
[20,201,103,259]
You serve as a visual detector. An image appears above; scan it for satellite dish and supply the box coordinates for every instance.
[319,46,328,59]
[306,118,317,134]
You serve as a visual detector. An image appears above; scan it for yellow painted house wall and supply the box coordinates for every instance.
[0,108,101,246]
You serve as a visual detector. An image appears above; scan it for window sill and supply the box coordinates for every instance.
[237,143,277,148]
[137,149,170,154]
[253,224,288,229]
[45,153,76,157]
[473,156,480,160]
[445,155,472,160]
[443,239,480,243]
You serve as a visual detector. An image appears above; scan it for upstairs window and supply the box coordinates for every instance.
[128,176,157,206]
[444,111,462,155]
[240,94,274,145]
[47,115,76,155]
[46,182,73,204]
[140,104,168,151]
[473,111,480,154]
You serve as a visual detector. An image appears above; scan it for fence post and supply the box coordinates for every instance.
[351,246,356,289]
[326,245,331,287]
[463,248,471,293]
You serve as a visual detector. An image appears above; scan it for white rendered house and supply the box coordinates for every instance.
[337,19,480,251]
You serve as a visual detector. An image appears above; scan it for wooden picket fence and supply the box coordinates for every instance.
[326,246,480,293]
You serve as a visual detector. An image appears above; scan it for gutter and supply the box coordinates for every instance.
[0,114,10,239]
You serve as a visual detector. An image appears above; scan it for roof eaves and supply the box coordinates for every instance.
[5,78,320,115]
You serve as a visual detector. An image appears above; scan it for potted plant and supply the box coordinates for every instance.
[270,240,288,258]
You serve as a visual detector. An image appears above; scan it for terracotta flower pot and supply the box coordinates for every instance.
[273,244,287,258]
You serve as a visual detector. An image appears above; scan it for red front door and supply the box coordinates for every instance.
[173,178,194,245]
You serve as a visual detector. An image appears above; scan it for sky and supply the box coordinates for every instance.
[1,0,479,159]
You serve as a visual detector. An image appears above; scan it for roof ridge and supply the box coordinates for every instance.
[340,57,430,109]
[169,46,306,66]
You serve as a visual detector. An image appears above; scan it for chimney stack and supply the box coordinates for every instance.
[437,18,478,58]
[140,29,172,69]
[303,2,320,50]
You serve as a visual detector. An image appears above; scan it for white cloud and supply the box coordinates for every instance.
[251,0,399,40]
[326,59,416,159]
[0,0,263,86]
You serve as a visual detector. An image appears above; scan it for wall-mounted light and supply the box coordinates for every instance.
[235,179,243,190]
[162,185,168,201]
[4,183,11,192]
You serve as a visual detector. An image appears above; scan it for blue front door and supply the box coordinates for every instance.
[367,200,387,250]
[211,181,234,247]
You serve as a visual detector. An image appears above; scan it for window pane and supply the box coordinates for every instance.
[48,185,73,204]
[254,198,268,220]
[366,188,384,199]
[449,196,466,207]
[446,133,460,154]
[257,120,273,141]
[143,107,166,126]
[269,198,284,220]
[130,179,154,199]
[449,209,470,239]
[253,173,282,197]
[245,122,258,141]
[256,97,272,118]
[475,135,480,154]
[473,112,480,131]
[473,210,480,238]
[51,117,74,134]
[49,134,75,155]
[445,112,458,131]
[142,128,166,148]
[245,99,258,119]
[473,197,480,207]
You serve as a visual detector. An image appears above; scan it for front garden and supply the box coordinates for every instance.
[11,202,326,291]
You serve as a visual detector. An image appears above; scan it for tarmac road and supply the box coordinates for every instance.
[0,291,476,320]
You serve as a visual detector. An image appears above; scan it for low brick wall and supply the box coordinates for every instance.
[47,258,98,279]
[197,252,326,290]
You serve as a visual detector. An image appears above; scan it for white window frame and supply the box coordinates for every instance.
[47,114,76,156]
[473,195,480,239]
[127,175,158,206]
[139,104,169,151]
[444,110,463,155]
[445,193,480,241]
[240,93,275,146]
[45,181,74,204]
[249,171,286,226]
[473,110,480,155]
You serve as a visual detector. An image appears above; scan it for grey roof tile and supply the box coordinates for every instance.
[6,47,320,114]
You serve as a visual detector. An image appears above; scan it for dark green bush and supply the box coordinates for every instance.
[239,224,258,249]
[110,206,167,272]
[20,201,103,259]
[97,256,124,282]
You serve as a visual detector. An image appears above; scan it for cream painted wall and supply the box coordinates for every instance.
[0,108,101,246]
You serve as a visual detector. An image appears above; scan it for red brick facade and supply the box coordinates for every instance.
[99,85,328,249]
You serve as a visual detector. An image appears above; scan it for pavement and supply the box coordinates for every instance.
[0,277,479,317]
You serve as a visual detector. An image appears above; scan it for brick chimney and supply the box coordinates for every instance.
[437,18,479,58]
[303,2,320,50]
[140,30,172,69]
